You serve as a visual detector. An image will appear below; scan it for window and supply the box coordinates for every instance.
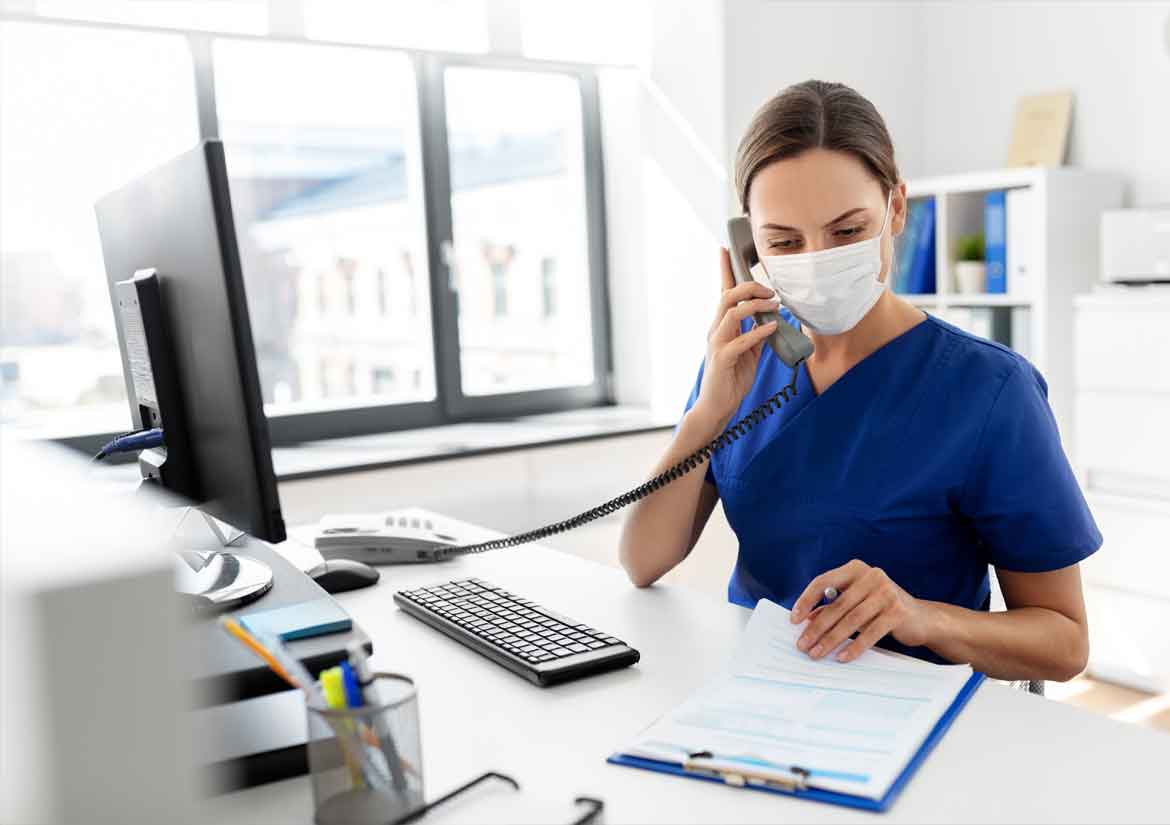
[0,22,199,437]
[376,268,390,317]
[540,257,557,318]
[2,14,612,448]
[442,67,597,398]
[212,39,437,415]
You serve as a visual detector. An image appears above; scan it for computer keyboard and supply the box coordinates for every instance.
[394,577,640,687]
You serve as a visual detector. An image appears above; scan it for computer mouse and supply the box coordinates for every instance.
[307,558,380,594]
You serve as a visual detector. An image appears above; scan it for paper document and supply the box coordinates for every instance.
[620,599,974,800]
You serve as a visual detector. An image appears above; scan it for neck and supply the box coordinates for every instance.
[805,291,925,365]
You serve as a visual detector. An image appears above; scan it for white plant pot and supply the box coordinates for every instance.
[955,261,987,294]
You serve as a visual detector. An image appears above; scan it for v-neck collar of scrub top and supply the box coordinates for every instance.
[798,311,931,401]
[729,312,935,492]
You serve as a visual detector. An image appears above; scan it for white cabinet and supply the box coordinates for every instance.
[1074,288,1170,690]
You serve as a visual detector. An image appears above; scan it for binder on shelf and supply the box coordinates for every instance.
[906,197,936,294]
[894,198,924,293]
[1006,188,1034,298]
[608,599,984,813]
[985,190,1007,293]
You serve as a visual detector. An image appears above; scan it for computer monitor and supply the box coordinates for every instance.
[96,139,286,607]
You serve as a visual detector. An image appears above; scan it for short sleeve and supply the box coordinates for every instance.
[676,359,716,486]
[960,362,1102,572]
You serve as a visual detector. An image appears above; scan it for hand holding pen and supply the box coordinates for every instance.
[789,559,935,662]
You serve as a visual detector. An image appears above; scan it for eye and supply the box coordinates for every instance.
[833,223,866,239]
[767,238,802,251]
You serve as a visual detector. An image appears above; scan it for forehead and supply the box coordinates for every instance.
[747,147,883,223]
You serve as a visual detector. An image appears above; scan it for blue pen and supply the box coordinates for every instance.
[340,661,364,708]
[346,642,409,794]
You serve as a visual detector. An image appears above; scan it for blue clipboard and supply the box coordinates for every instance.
[607,671,984,813]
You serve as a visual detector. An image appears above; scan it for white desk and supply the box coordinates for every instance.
[205,509,1170,824]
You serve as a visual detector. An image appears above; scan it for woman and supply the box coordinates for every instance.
[618,80,1100,682]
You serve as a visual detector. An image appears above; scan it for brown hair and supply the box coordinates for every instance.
[734,80,900,213]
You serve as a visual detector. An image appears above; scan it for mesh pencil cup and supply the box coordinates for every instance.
[306,672,424,825]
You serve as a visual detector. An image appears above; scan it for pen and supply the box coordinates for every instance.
[347,641,411,793]
[219,619,380,790]
[220,617,299,690]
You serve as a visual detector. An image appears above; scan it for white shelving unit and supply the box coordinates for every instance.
[901,166,1123,442]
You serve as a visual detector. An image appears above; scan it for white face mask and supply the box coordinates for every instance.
[752,191,893,336]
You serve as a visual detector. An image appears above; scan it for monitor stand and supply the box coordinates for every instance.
[172,509,274,612]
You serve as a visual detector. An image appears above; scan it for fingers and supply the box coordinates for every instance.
[719,247,735,292]
[720,281,777,314]
[791,560,868,624]
[802,596,886,660]
[796,573,875,653]
[712,297,781,346]
[836,615,898,663]
[709,281,777,338]
[721,319,777,360]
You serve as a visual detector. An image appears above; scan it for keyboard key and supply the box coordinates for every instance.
[568,643,589,653]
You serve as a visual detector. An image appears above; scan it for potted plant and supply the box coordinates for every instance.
[954,233,986,294]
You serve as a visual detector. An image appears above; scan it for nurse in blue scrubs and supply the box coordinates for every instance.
[618,80,1101,682]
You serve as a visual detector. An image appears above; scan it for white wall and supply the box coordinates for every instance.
[602,0,730,413]
[723,1,926,181]
[920,2,1170,206]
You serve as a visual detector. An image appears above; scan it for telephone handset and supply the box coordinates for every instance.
[726,216,815,368]
[431,219,812,561]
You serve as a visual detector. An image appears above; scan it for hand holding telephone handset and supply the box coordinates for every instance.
[434,219,815,560]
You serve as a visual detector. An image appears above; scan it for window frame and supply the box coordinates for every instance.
[1,13,615,454]
[418,53,613,422]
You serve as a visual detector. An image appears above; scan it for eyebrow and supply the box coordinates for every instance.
[760,207,869,232]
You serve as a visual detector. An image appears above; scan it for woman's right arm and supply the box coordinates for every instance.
[619,249,780,587]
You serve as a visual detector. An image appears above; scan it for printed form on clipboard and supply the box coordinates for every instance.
[609,599,984,812]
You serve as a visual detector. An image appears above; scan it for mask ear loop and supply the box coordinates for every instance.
[878,189,894,238]
[875,188,894,285]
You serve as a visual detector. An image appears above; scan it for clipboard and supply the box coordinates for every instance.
[607,671,984,813]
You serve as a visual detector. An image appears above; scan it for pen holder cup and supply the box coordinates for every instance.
[306,673,425,825]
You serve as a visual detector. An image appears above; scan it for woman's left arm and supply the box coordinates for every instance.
[790,560,1089,682]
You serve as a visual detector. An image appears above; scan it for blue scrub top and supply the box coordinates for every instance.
[680,311,1102,663]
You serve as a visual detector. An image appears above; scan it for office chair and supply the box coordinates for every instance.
[1012,679,1045,696]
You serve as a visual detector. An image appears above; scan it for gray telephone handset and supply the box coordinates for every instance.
[726,216,814,369]
[322,221,813,566]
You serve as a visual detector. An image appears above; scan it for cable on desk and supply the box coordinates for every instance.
[438,365,803,559]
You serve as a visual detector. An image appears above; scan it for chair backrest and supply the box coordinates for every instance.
[1012,679,1045,696]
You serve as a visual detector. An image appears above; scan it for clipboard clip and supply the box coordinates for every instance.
[683,751,811,792]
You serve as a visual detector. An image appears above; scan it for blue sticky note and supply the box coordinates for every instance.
[239,598,352,641]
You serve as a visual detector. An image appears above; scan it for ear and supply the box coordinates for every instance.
[890,181,909,237]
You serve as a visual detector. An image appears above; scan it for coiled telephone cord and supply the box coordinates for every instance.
[440,363,803,559]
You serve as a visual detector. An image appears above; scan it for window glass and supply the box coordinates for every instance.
[443,67,596,397]
[0,22,199,436]
[213,38,436,412]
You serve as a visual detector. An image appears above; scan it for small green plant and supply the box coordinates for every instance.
[957,232,985,262]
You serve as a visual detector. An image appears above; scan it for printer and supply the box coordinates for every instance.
[1101,208,1170,283]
